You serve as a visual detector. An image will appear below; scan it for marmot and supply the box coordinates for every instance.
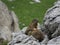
[25,19,38,35]
[25,19,44,42]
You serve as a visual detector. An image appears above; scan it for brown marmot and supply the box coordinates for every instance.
[25,19,44,42]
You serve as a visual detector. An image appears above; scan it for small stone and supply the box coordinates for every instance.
[33,0,41,3]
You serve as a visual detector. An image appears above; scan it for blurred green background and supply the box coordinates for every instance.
[2,0,56,29]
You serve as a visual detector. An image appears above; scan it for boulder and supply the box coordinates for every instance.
[0,1,20,41]
[43,0,60,38]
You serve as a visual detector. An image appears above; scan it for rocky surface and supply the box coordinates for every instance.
[43,0,60,38]
[0,1,20,41]
[47,36,60,45]
[43,0,60,45]
[8,29,40,45]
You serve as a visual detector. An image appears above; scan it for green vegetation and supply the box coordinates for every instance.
[0,41,8,45]
[2,0,57,29]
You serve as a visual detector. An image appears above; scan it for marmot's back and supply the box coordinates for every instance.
[32,28,44,42]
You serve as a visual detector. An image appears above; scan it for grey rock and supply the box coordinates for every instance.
[8,30,41,45]
[47,36,60,45]
[37,23,41,30]
[43,0,60,39]
[0,1,20,41]
[21,27,27,33]
[9,11,20,32]
[33,0,41,3]
[41,35,49,45]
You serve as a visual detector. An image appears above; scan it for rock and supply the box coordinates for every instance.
[8,31,41,45]
[47,36,60,45]
[0,1,20,41]
[21,27,27,33]
[29,0,41,4]
[33,0,41,3]
[9,11,20,32]
[41,35,49,45]
[37,23,41,30]
[43,0,60,39]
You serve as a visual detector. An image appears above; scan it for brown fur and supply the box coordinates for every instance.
[31,28,44,42]
[25,19,44,42]
[25,19,38,35]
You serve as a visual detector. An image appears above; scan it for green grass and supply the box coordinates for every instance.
[0,41,8,45]
[2,0,57,29]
